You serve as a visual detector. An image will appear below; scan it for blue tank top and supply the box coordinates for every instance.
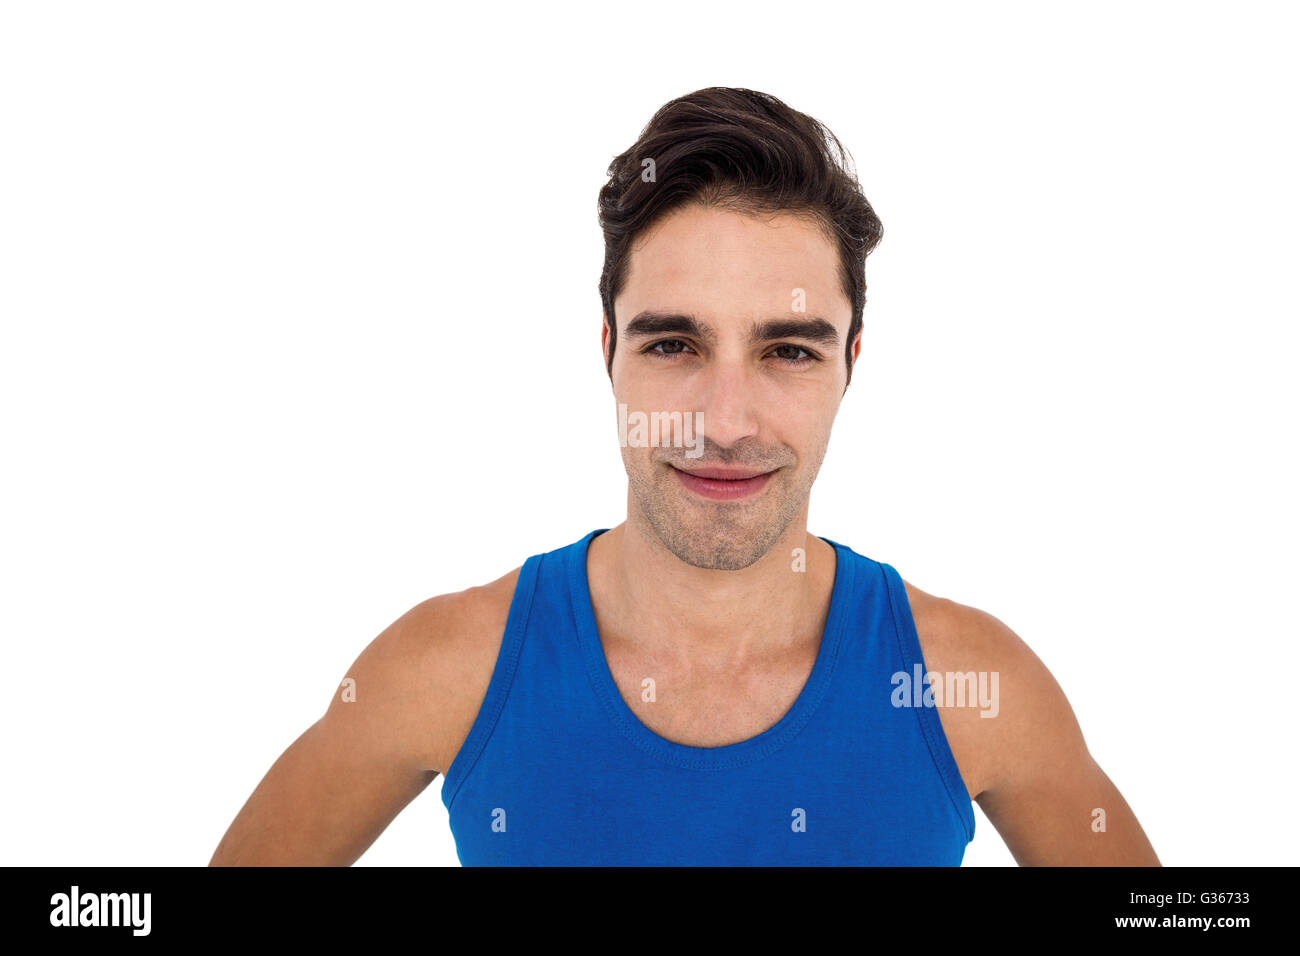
[439,529,976,865]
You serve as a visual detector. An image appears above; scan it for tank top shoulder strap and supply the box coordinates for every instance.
[875,558,977,842]
[438,549,544,807]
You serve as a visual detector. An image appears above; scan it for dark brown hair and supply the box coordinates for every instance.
[597,87,884,384]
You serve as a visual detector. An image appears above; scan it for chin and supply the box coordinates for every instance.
[650,508,785,571]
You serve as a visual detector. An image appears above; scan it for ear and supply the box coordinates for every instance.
[601,311,613,380]
[845,330,863,390]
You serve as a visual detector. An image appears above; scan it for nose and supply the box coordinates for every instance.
[694,357,760,452]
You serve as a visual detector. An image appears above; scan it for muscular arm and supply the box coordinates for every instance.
[910,586,1160,866]
[209,570,515,866]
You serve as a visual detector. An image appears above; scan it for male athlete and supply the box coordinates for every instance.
[211,87,1159,866]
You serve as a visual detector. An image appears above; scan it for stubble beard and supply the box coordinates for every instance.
[624,444,827,571]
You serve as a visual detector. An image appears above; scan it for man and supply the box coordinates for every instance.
[210,87,1159,866]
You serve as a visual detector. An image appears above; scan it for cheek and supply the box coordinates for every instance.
[789,400,837,439]
[784,412,837,465]
[611,373,660,409]
[618,436,655,472]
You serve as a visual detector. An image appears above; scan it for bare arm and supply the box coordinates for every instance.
[913,590,1160,866]
[209,572,515,866]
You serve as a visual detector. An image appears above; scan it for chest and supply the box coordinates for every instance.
[599,636,821,749]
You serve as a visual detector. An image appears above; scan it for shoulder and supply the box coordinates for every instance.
[901,578,1086,803]
[342,565,522,775]
[402,566,522,666]
[903,579,1037,677]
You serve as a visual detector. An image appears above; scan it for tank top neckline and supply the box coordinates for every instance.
[565,528,856,771]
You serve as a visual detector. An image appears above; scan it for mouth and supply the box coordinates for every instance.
[669,464,776,502]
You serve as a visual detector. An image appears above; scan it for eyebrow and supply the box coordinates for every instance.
[623,311,840,347]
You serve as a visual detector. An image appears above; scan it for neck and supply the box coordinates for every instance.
[585,507,838,666]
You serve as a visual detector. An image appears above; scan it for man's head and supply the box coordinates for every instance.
[596,88,883,570]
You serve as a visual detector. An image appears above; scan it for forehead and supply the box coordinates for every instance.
[618,203,846,321]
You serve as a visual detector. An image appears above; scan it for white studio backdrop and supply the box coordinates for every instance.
[1,1,1295,866]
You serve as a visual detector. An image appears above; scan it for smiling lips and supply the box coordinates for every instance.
[670,464,775,501]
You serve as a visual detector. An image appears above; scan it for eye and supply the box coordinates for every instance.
[768,344,820,366]
[644,339,697,358]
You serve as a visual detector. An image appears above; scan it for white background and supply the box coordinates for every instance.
[2,1,1295,866]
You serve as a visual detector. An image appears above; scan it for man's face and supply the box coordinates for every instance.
[605,203,858,570]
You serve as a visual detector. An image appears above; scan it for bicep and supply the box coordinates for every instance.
[974,619,1159,866]
[209,715,437,866]
[210,603,448,866]
[979,747,1159,866]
